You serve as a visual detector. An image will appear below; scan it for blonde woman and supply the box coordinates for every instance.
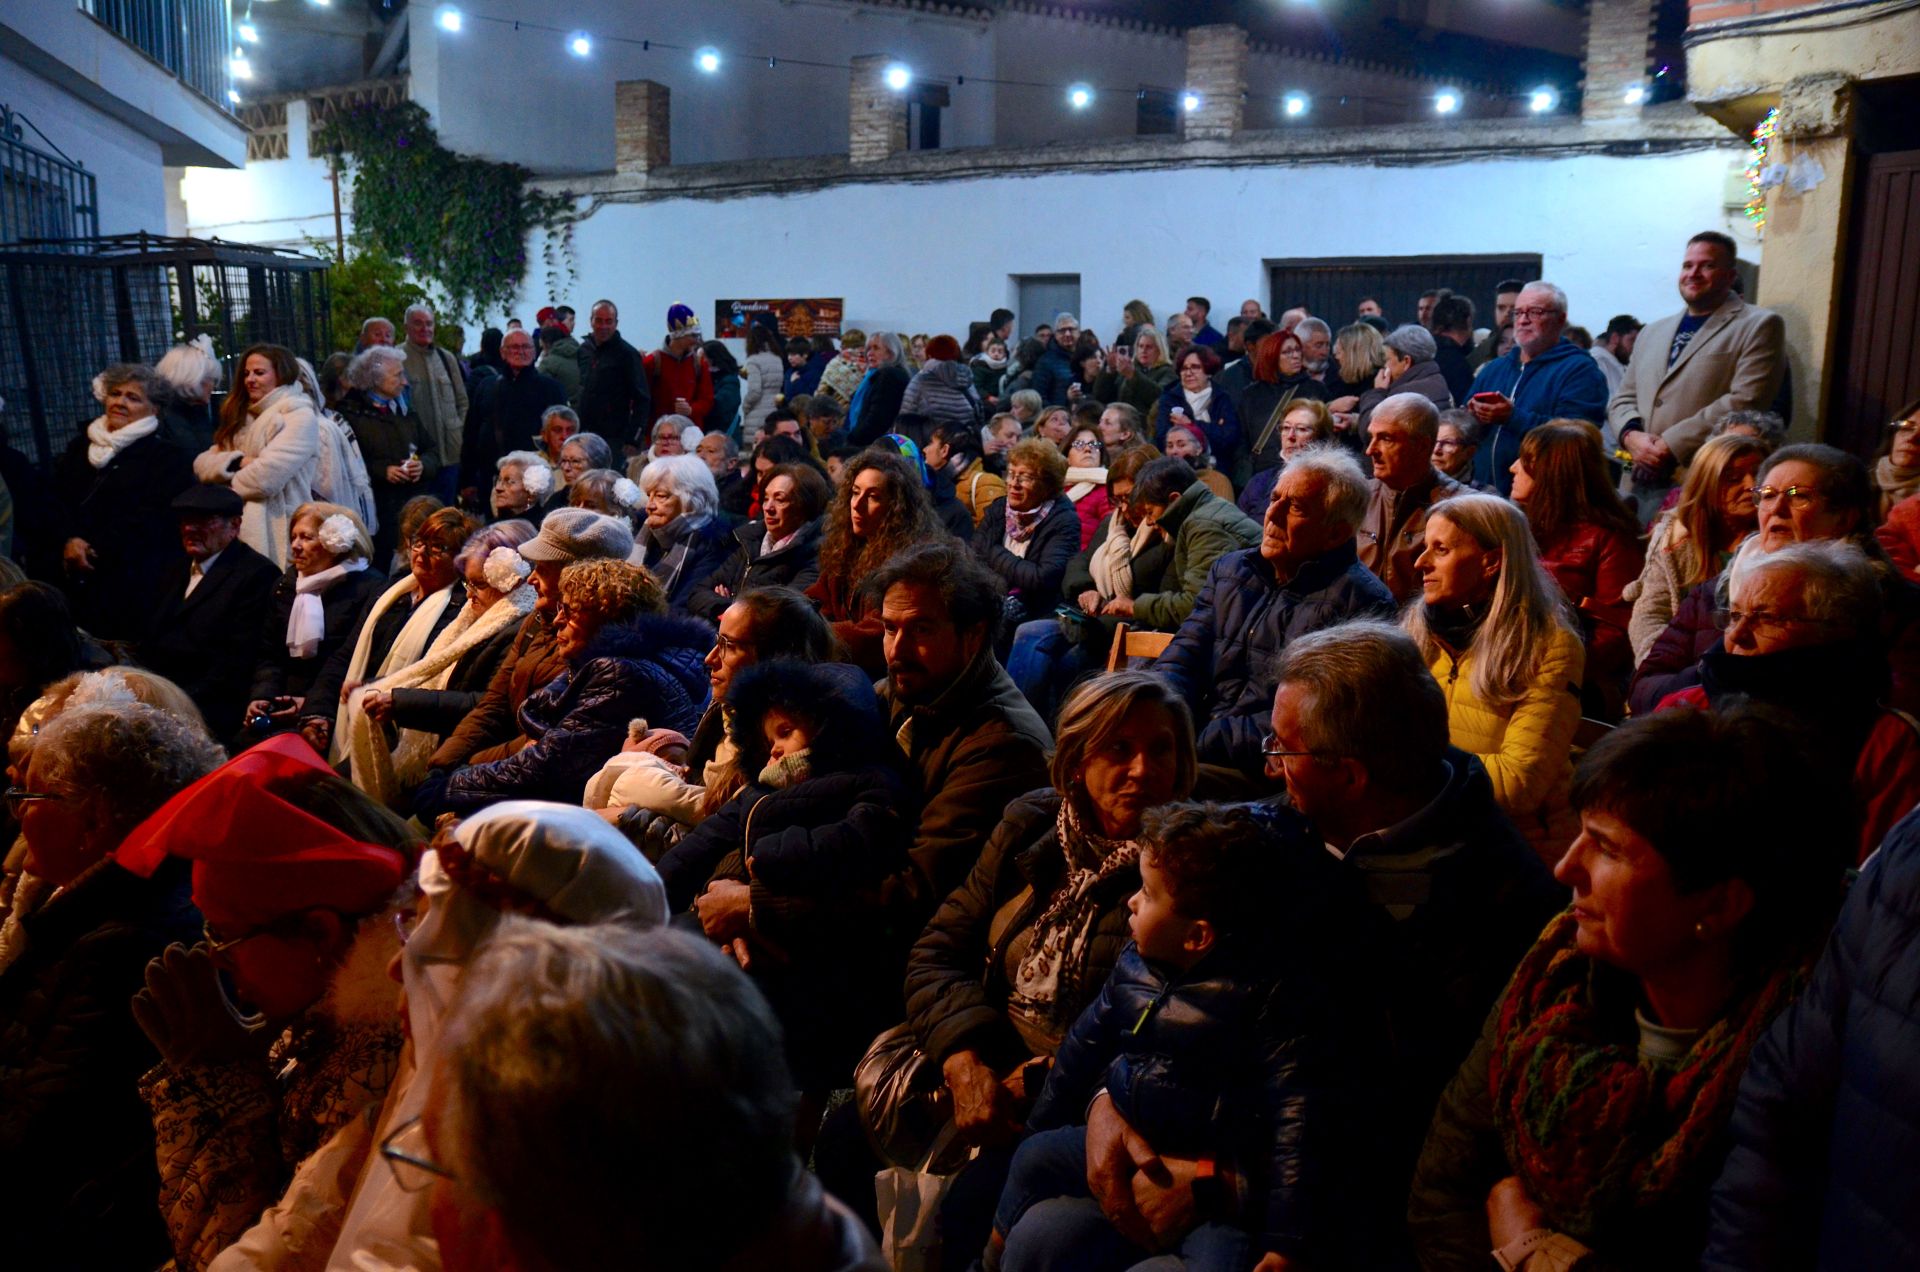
[1404,493,1584,861]
[1622,432,1769,663]
[1326,322,1387,410]
[243,503,381,747]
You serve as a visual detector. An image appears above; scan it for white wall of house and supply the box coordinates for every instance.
[504,146,1755,351]
[2,52,170,236]
[176,101,341,248]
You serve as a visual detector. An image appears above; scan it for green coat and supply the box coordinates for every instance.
[538,334,583,404]
[1133,481,1262,631]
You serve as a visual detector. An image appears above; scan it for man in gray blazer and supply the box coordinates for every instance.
[1609,230,1785,521]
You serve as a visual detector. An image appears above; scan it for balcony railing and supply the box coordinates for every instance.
[79,0,234,111]
[0,106,100,247]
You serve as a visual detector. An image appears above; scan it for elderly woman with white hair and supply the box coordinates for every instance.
[334,344,440,563]
[637,452,733,610]
[490,449,554,525]
[201,801,667,1272]
[848,330,913,446]
[543,422,609,514]
[153,339,223,449]
[0,701,223,1268]
[48,362,198,640]
[1354,323,1455,431]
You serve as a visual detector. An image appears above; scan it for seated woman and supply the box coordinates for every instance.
[0,702,224,1268]
[488,449,553,525]
[1354,324,1454,430]
[1874,396,1920,523]
[438,559,710,812]
[1509,420,1646,719]
[343,521,539,805]
[209,801,667,1271]
[663,659,918,1096]
[117,740,419,1271]
[585,587,836,851]
[806,448,943,675]
[544,428,612,515]
[1238,398,1337,519]
[1062,426,1111,549]
[1432,410,1497,492]
[928,417,1006,527]
[1153,346,1242,465]
[1654,540,1920,864]
[686,462,831,623]
[827,672,1196,1255]
[244,504,384,750]
[1405,493,1585,863]
[193,343,321,569]
[1323,322,1387,445]
[299,505,479,758]
[636,453,734,611]
[631,414,702,476]
[48,362,197,641]
[1161,419,1234,502]
[563,466,643,526]
[974,438,1082,654]
[336,346,438,564]
[1410,705,1847,1271]
[1625,432,1767,664]
[1032,405,1075,451]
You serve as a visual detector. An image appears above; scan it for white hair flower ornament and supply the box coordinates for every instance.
[318,514,360,557]
[521,463,553,497]
[484,545,532,593]
[614,477,644,510]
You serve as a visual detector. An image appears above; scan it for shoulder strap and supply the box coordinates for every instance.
[1251,388,1298,458]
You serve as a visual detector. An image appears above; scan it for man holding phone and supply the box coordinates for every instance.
[1461,281,1608,495]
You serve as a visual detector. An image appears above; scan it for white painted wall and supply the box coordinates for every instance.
[178,101,341,248]
[2,53,170,236]
[502,147,1757,352]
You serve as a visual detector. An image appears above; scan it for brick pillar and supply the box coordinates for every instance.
[1183,24,1247,141]
[1581,0,1655,122]
[849,54,907,165]
[614,80,670,173]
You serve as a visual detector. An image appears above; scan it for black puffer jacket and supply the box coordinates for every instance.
[973,496,1082,628]
[904,789,1137,1069]
[442,611,711,810]
[684,517,825,623]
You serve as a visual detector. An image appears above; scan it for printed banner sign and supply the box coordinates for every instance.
[713,298,845,340]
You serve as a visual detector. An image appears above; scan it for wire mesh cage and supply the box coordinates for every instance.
[0,232,330,469]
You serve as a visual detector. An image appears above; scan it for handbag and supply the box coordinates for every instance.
[875,1122,970,1272]
[853,1021,964,1170]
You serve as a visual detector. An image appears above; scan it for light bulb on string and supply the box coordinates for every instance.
[1067,84,1093,110]
[1434,89,1461,114]
[696,47,722,74]
[568,32,592,57]
[436,7,462,34]
[884,63,912,92]
[1283,91,1309,118]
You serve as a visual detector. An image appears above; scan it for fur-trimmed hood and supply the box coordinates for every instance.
[723,659,892,777]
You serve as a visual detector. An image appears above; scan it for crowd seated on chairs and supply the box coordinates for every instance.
[10,246,1920,1272]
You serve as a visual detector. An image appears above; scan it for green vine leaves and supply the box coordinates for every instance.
[317,100,579,325]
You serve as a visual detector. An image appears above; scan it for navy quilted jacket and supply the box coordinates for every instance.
[442,612,711,811]
[1705,808,1920,1270]
[1155,540,1396,775]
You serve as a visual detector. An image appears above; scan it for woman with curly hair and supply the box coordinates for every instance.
[436,558,710,811]
[806,447,944,675]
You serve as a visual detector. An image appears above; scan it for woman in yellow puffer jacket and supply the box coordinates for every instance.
[1404,493,1585,864]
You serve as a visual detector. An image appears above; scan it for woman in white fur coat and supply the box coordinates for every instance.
[193,343,322,568]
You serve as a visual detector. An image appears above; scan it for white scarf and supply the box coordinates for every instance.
[1065,464,1107,504]
[86,414,158,469]
[287,559,369,657]
[1182,384,1215,422]
[1090,515,1157,601]
[329,575,458,760]
[344,584,537,805]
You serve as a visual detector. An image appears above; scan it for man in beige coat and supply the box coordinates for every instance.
[401,303,469,503]
[1609,231,1785,521]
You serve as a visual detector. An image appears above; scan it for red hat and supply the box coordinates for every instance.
[116,735,409,930]
[923,334,963,363]
[536,306,558,327]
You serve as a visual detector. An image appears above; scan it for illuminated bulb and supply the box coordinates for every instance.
[884,63,912,92]
[238,22,259,43]
[1529,87,1558,113]
[1623,83,1648,105]
[1434,89,1461,114]
[1181,91,1201,113]
[436,7,462,33]
[568,33,591,57]
[1068,84,1093,110]
[228,89,242,105]
[695,47,721,74]
[230,55,254,80]
[1283,91,1309,118]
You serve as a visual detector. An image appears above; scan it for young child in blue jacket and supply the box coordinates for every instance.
[985,802,1362,1272]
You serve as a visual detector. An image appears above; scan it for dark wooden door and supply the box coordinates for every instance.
[1267,254,1542,332]
[1831,148,1920,458]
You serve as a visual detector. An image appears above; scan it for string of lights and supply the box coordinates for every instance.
[227,2,1655,121]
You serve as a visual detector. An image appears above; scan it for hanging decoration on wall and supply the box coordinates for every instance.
[1742,107,1780,233]
[713,298,845,341]
[316,100,578,324]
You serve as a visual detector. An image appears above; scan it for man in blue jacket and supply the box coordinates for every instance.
[1028,312,1082,408]
[1465,281,1608,494]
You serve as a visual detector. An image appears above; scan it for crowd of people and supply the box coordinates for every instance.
[3,227,1920,1271]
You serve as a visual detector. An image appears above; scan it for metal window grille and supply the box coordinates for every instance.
[0,233,330,470]
[0,106,99,248]
[78,0,235,112]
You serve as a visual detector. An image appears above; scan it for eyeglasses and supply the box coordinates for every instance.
[1889,419,1920,436]
[1754,484,1821,511]
[1006,470,1041,488]
[202,919,266,955]
[1069,439,1101,453]
[381,1115,458,1192]
[1510,306,1559,321]
[1432,439,1466,453]
[409,540,454,560]
[3,785,70,816]
[1713,607,1837,633]
[711,632,748,656]
[1259,733,1340,761]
